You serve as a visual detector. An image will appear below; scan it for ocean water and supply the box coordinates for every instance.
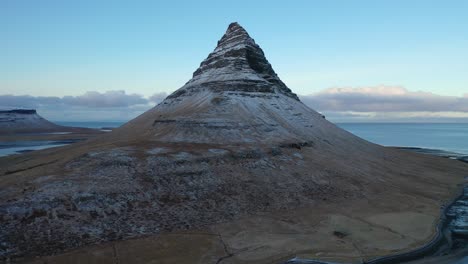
[0,139,82,157]
[55,121,126,129]
[337,123,468,155]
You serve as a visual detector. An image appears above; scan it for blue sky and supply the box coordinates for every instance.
[1,0,468,121]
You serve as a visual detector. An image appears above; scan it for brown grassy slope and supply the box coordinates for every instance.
[1,133,467,263]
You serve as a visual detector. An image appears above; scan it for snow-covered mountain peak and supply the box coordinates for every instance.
[169,22,298,100]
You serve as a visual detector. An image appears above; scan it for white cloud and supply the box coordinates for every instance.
[321,85,408,96]
[1,87,467,122]
[62,90,147,108]
[300,85,468,112]
[0,90,167,109]
[148,92,168,103]
[0,90,167,121]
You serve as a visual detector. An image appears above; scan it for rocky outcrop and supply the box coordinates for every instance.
[168,22,298,101]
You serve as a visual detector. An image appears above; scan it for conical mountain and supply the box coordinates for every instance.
[186,22,297,99]
[0,23,467,263]
[111,22,363,147]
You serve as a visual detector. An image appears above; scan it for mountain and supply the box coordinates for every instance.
[0,108,95,135]
[0,23,467,264]
[109,22,362,147]
[0,109,63,134]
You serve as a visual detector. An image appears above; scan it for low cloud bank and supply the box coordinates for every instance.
[1,87,467,122]
[0,90,167,109]
[300,85,468,112]
[0,90,167,121]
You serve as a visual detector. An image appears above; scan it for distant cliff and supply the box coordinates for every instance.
[0,109,37,115]
[0,109,91,134]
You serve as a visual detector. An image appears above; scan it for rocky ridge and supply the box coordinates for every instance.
[168,22,298,100]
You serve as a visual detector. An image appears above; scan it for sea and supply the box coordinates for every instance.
[56,121,126,129]
[337,123,468,155]
[1,122,468,157]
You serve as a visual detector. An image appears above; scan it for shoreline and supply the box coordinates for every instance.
[365,185,467,264]
[286,155,468,264]
[286,186,467,264]
[0,138,85,157]
[0,130,108,157]
[396,147,468,164]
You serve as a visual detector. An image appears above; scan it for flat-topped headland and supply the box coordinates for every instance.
[0,108,101,135]
[0,109,104,156]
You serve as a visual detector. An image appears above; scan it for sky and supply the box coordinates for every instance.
[1,0,467,122]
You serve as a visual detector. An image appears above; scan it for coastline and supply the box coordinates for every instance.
[286,156,468,264]
[365,184,467,264]
[0,130,106,157]
[396,147,468,164]
[286,187,467,264]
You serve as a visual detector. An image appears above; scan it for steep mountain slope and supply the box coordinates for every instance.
[0,23,467,264]
[109,22,367,148]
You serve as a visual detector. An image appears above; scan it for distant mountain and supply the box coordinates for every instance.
[0,109,95,135]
